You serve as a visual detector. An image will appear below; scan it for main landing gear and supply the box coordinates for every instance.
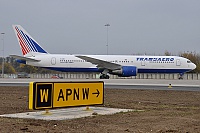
[100,74,110,79]
[100,69,110,79]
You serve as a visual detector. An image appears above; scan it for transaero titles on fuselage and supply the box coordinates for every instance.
[136,57,174,62]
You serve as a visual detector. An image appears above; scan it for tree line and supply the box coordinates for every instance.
[0,52,200,74]
[0,57,56,74]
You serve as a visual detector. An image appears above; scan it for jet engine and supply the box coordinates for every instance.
[110,66,137,77]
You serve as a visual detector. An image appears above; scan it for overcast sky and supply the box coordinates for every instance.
[0,0,200,56]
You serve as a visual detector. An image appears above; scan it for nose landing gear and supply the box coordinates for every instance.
[178,73,184,80]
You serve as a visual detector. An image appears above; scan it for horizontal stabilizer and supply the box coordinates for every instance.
[10,55,40,62]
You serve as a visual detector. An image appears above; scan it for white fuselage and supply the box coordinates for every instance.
[26,54,196,74]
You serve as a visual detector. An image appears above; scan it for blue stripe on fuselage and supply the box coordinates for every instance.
[42,67,101,72]
[42,67,191,74]
[138,69,191,73]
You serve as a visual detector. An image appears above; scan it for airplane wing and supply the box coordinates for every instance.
[10,55,41,62]
[76,55,121,70]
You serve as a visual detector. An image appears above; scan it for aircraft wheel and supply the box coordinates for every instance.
[105,75,109,79]
[178,77,183,80]
[100,74,109,79]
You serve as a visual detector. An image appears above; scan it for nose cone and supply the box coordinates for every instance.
[191,63,196,70]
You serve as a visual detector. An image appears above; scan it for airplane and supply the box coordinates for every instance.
[10,25,196,79]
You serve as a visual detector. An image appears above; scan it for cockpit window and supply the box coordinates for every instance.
[187,60,191,63]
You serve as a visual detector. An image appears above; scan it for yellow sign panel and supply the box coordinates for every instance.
[53,83,103,107]
[29,81,104,110]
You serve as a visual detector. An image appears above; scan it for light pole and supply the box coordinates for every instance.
[1,33,5,78]
[105,24,110,55]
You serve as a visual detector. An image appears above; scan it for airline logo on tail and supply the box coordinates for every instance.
[13,25,48,56]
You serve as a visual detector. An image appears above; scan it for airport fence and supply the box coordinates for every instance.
[3,73,200,80]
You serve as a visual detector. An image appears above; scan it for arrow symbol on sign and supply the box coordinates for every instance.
[92,89,100,97]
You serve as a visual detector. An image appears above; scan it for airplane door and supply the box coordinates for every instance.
[51,57,56,65]
[176,59,181,66]
[141,61,145,66]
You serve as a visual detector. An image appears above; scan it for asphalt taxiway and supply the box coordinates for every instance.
[0,78,199,91]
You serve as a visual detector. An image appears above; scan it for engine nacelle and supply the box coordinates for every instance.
[111,66,137,77]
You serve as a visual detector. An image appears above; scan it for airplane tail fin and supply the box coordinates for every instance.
[12,25,48,57]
